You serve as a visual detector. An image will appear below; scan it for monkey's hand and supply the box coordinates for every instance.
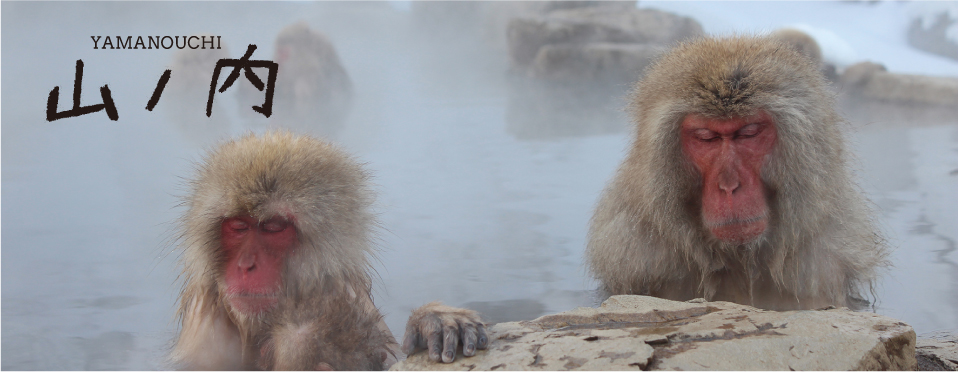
[401,302,488,363]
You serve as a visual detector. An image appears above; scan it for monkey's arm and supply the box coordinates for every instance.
[378,317,400,369]
[170,294,245,370]
[351,288,401,370]
[360,294,401,369]
[401,302,488,364]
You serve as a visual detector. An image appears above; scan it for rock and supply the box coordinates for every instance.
[907,10,958,62]
[392,295,917,371]
[917,331,958,371]
[503,6,701,141]
[842,61,888,86]
[506,7,703,71]
[841,61,958,106]
[528,42,664,81]
[411,1,635,51]
[534,1,638,14]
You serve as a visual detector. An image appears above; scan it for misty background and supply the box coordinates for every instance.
[2,1,957,369]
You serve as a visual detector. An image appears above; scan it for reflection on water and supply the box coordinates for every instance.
[845,103,958,335]
[2,2,957,370]
[506,78,631,140]
[76,332,137,370]
[463,299,547,324]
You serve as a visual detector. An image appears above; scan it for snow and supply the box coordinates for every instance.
[641,1,958,76]
[909,1,958,43]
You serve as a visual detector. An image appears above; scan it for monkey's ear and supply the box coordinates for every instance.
[315,362,334,370]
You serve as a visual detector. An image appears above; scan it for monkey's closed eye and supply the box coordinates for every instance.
[261,218,290,233]
[736,123,762,139]
[692,129,720,142]
[226,219,250,232]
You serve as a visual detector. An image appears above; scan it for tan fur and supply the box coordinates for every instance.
[169,131,398,369]
[769,28,823,65]
[259,283,392,370]
[587,36,889,310]
[404,302,484,337]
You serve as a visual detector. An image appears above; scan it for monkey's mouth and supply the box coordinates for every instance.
[705,214,768,244]
[227,292,280,314]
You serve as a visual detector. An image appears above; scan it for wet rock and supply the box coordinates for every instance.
[411,1,634,51]
[506,7,703,79]
[907,10,958,62]
[529,42,664,81]
[393,295,916,371]
[502,6,699,138]
[841,61,958,106]
[917,331,958,371]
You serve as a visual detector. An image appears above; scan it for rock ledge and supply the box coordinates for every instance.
[393,295,916,370]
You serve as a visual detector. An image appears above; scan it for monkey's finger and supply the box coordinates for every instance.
[461,323,479,357]
[441,317,459,363]
[425,321,444,362]
[476,324,489,350]
[401,330,420,355]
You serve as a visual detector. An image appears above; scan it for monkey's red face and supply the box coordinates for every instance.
[221,215,298,315]
[681,112,777,244]
[276,44,292,64]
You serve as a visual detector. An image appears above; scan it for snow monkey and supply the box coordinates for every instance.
[586,36,889,311]
[169,131,486,370]
[239,22,353,136]
[769,28,823,66]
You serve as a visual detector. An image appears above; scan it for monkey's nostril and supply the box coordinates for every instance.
[717,167,741,195]
[718,181,740,194]
[238,256,256,271]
